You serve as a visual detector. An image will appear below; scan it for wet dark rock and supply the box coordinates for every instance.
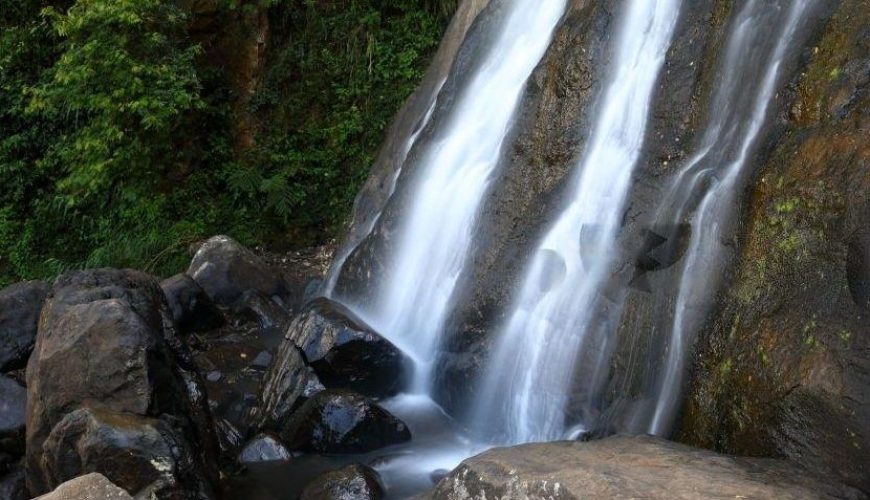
[0,280,49,372]
[35,472,133,500]
[429,469,449,485]
[235,290,293,336]
[300,464,384,500]
[40,407,214,499]
[287,298,409,397]
[251,350,273,369]
[207,371,223,382]
[215,418,243,455]
[430,435,863,499]
[25,269,218,497]
[237,434,293,464]
[161,273,224,333]
[302,279,323,305]
[281,390,410,454]
[846,225,870,312]
[0,466,26,500]
[0,375,25,456]
[253,341,323,432]
[188,235,290,307]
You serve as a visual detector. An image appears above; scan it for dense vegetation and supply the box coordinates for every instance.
[0,0,456,286]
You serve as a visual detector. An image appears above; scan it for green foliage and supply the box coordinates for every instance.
[0,0,454,286]
[236,0,447,230]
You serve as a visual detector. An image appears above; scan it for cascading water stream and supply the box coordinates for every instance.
[321,82,444,298]
[648,0,814,436]
[474,0,682,444]
[357,0,567,394]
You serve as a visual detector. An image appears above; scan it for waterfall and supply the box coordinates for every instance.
[321,82,443,298]
[474,0,682,444]
[648,0,815,436]
[357,0,567,393]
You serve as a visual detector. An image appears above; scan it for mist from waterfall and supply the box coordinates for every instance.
[473,0,682,444]
[358,0,567,393]
[648,0,815,436]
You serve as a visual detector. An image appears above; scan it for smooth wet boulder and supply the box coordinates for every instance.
[0,280,49,372]
[430,435,864,499]
[0,375,25,456]
[281,390,410,453]
[236,290,293,336]
[215,418,244,455]
[25,269,218,497]
[40,408,213,499]
[237,434,293,464]
[161,273,224,332]
[287,298,409,397]
[253,341,323,432]
[301,464,384,500]
[188,235,290,307]
[35,473,133,500]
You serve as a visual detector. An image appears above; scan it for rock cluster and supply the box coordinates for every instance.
[0,234,410,498]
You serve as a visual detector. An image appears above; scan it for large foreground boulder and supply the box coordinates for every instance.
[0,280,49,372]
[41,408,213,499]
[301,464,384,500]
[281,390,410,453]
[188,235,290,307]
[431,435,863,499]
[35,473,133,500]
[287,298,409,397]
[25,269,218,497]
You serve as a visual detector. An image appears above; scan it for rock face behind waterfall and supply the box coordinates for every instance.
[429,435,864,499]
[25,269,218,498]
[678,0,870,493]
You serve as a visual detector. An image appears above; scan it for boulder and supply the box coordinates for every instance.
[235,290,293,336]
[253,341,323,432]
[214,418,243,455]
[160,274,223,333]
[0,375,25,456]
[25,269,218,497]
[35,473,133,500]
[300,464,384,500]
[287,298,409,397]
[188,235,290,307]
[0,280,49,372]
[281,390,410,454]
[237,434,293,464]
[0,466,26,500]
[430,435,864,499]
[40,408,213,499]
